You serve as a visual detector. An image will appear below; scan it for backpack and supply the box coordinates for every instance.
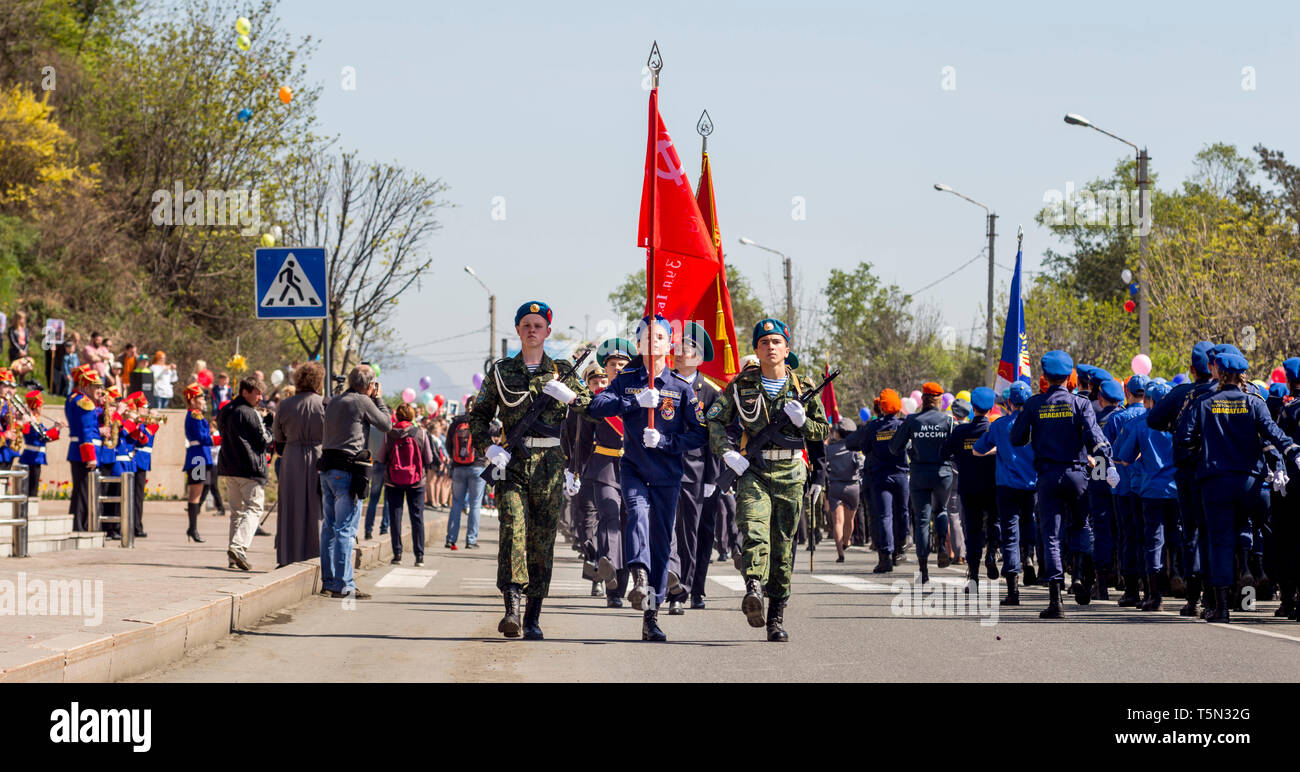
[388,430,424,487]
[451,422,474,464]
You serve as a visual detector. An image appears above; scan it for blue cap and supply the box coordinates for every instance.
[1284,357,1300,382]
[515,301,552,326]
[1270,382,1290,399]
[636,314,674,341]
[1171,373,1187,385]
[1076,364,1094,380]
[1040,350,1074,379]
[1146,381,1171,404]
[1217,353,1248,374]
[970,386,996,412]
[1191,341,1214,376]
[1212,344,1243,365]
[1007,381,1032,406]
[752,318,791,349]
[1126,375,1148,395]
[859,407,871,422]
[1092,368,1113,382]
[1100,378,1125,402]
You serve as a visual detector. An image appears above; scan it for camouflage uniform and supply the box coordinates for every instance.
[706,365,830,599]
[469,352,591,599]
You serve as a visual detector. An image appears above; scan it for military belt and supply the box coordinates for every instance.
[593,445,623,457]
[760,448,801,461]
[523,436,561,448]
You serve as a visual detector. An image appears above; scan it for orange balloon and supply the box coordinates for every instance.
[278,86,293,104]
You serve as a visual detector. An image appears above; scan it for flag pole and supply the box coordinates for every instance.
[697,108,734,375]
[645,41,662,430]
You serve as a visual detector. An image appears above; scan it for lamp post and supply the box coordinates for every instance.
[1064,113,1150,355]
[934,184,997,387]
[464,265,496,367]
[736,237,794,328]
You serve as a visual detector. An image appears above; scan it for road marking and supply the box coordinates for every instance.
[811,574,894,593]
[708,575,746,592]
[375,568,438,589]
[460,578,593,593]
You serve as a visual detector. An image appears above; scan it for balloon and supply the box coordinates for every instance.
[909,390,922,404]
[236,34,251,51]
[236,108,252,123]
[270,369,284,386]
[260,233,275,247]
[278,86,293,104]
[235,17,251,36]
[434,393,445,405]
[401,388,416,404]
[955,389,971,403]
[270,225,282,240]
[1123,299,1136,313]
[901,397,917,415]
[1131,354,1153,377]
[1272,367,1287,384]
[421,391,435,405]
[941,393,954,410]
[1171,374,1187,385]
[418,375,432,390]
[1129,283,1139,296]
[1121,268,1133,283]
[372,363,381,377]
[858,407,870,422]
[471,372,484,390]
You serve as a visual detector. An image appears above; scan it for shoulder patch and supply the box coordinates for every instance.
[706,402,723,420]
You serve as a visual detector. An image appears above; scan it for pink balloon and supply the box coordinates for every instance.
[1130,354,1152,377]
[909,390,922,404]
[401,387,416,403]
[472,372,484,390]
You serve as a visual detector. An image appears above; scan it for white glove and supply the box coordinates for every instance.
[783,400,806,428]
[636,388,660,408]
[723,450,749,476]
[1275,468,1290,496]
[486,444,511,469]
[542,379,577,404]
[703,483,716,497]
[563,469,581,497]
[1105,466,1120,489]
[643,427,662,448]
[810,483,823,500]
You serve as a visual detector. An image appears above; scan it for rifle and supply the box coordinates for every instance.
[480,346,594,484]
[712,368,840,498]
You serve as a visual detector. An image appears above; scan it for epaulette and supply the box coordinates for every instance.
[76,396,94,410]
[696,373,723,392]
[190,409,204,420]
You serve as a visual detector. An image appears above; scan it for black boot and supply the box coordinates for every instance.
[642,608,667,642]
[1039,579,1065,619]
[1074,555,1093,606]
[1204,586,1231,622]
[1022,556,1037,586]
[523,596,544,640]
[1000,573,1020,606]
[1139,573,1163,611]
[628,566,650,611]
[742,578,765,628]
[985,552,999,581]
[1199,583,1216,619]
[1179,576,1202,617]
[1095,569,1111,601]
[1117,573,1142,607]
[766,598,789,642]
[872,551,894,573]
[1289,588,1300,621]
[1237,549,1256,588]
[498,584,522,638]
[185,502,204,543]
[919,557,929,585]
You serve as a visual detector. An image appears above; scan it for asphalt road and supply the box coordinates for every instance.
[137,513,1300,682]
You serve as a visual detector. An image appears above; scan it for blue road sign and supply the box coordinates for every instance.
[255,247,327,319]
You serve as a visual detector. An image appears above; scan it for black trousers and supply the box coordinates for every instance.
[69,460,91,532]
[26,463,40,498]
[132,468,147,534]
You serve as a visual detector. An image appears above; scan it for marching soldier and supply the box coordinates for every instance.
[851,389,910,574]
[98,385,125,540]
[1088,377,1125,599]
[941,387,1000,588]
[65,366,103,532]
[469,301,592,641]
[1107,375,1149,607]
[125,391,158,538]
[0,368,20,469]
[973,382,1038,604]
[705,318,830,642]
[890,381,956,581]
[588,315,708,641]
[581,337,635,607]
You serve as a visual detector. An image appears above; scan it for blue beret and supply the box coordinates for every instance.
[596,337,635,367]
[1270,382,1290,399]
[1125,375,1148,395]
[1284,357,1300,382]
[1191,341,1214,376]
[1146,381,1171,404]
[1099,378,1125,402]
[1171,373,1187,385]
[1076,364,1095,380]
[858,407,871,422]
[752,318,791,349]
[1007,381,1032,406]
[1040,350,1073,378]
[1217,353,1248,374]
[1092,368,1113,382]
[636,314,674,341]
[515,301,552,326]
[970,386,995,412]
[682,321,714,362]
[1212,344,1243,365]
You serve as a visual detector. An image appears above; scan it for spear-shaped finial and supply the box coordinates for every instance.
[647,41,662,88]
[696,109,713,152]
[1017,225,1024,247]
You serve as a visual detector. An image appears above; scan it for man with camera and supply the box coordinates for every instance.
[319,365,392,598]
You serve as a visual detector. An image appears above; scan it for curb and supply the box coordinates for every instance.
[0,506,449,683]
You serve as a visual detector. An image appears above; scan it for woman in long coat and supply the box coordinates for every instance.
[272,362,327,566]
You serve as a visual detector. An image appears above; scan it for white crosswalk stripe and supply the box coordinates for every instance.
[708,575,746,592]
[375,568,438,588]
[811,573,895,593]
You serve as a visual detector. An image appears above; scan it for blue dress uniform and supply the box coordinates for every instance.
[19,406,60,498]
[128,405,157,538]
[889,383,956,580]
[588,341,708,622]
[974,383,1037,601]
[1145,341,1215,614]
[1273,362,1300,620]
[184,408,216,483]
[940,386,1000,584]
[65,383,103,532]
[1087,378,1125,598]
[1115,381,1180,610]
[1105,378,1148,604]
[1174,352,1299,622]
[850,391,910,569]
[1010,351,1112,618]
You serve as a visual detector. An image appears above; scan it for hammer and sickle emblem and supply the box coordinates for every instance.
[656,139,688,187]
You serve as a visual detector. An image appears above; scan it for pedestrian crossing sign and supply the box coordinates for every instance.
[255,247,327,319]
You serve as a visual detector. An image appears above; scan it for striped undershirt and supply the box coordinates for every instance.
[760,375,787,398]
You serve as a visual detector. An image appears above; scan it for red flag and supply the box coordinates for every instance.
[638,88,719,325]
[692,148,741,382]
[821,362,841,424]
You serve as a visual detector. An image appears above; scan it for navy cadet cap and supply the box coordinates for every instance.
[1007,381,1032,406]
[1126,374,1148,395]
[1040,350,1073,378]
[1284,357,1300,382]
[1100,378,1125,402]
[970,386,996,412]
[1270,382,1290,399]
[596,337,636,367]
[515,301,552,326]
[1217,352,1248,374]
[1146,381,1171,404]
[1191,341,1215,375]
[683,321,715,362]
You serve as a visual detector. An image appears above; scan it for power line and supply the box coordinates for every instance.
[909,248,986,296]
[404,325,491,351]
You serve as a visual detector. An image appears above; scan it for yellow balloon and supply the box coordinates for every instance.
[260,233,276,247]
[235,17,251,36]
[955,390,971,403]
[236,34,250,51]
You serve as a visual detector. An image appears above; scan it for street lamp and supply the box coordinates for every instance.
[464,265,496,366]
[736,237,793,326]
[934,183,998,388]
[1063,112,1151,355]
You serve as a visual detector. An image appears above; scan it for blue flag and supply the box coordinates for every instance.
[995,247,1031,392]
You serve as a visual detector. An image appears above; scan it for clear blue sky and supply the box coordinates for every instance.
[279,0,1299,396]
